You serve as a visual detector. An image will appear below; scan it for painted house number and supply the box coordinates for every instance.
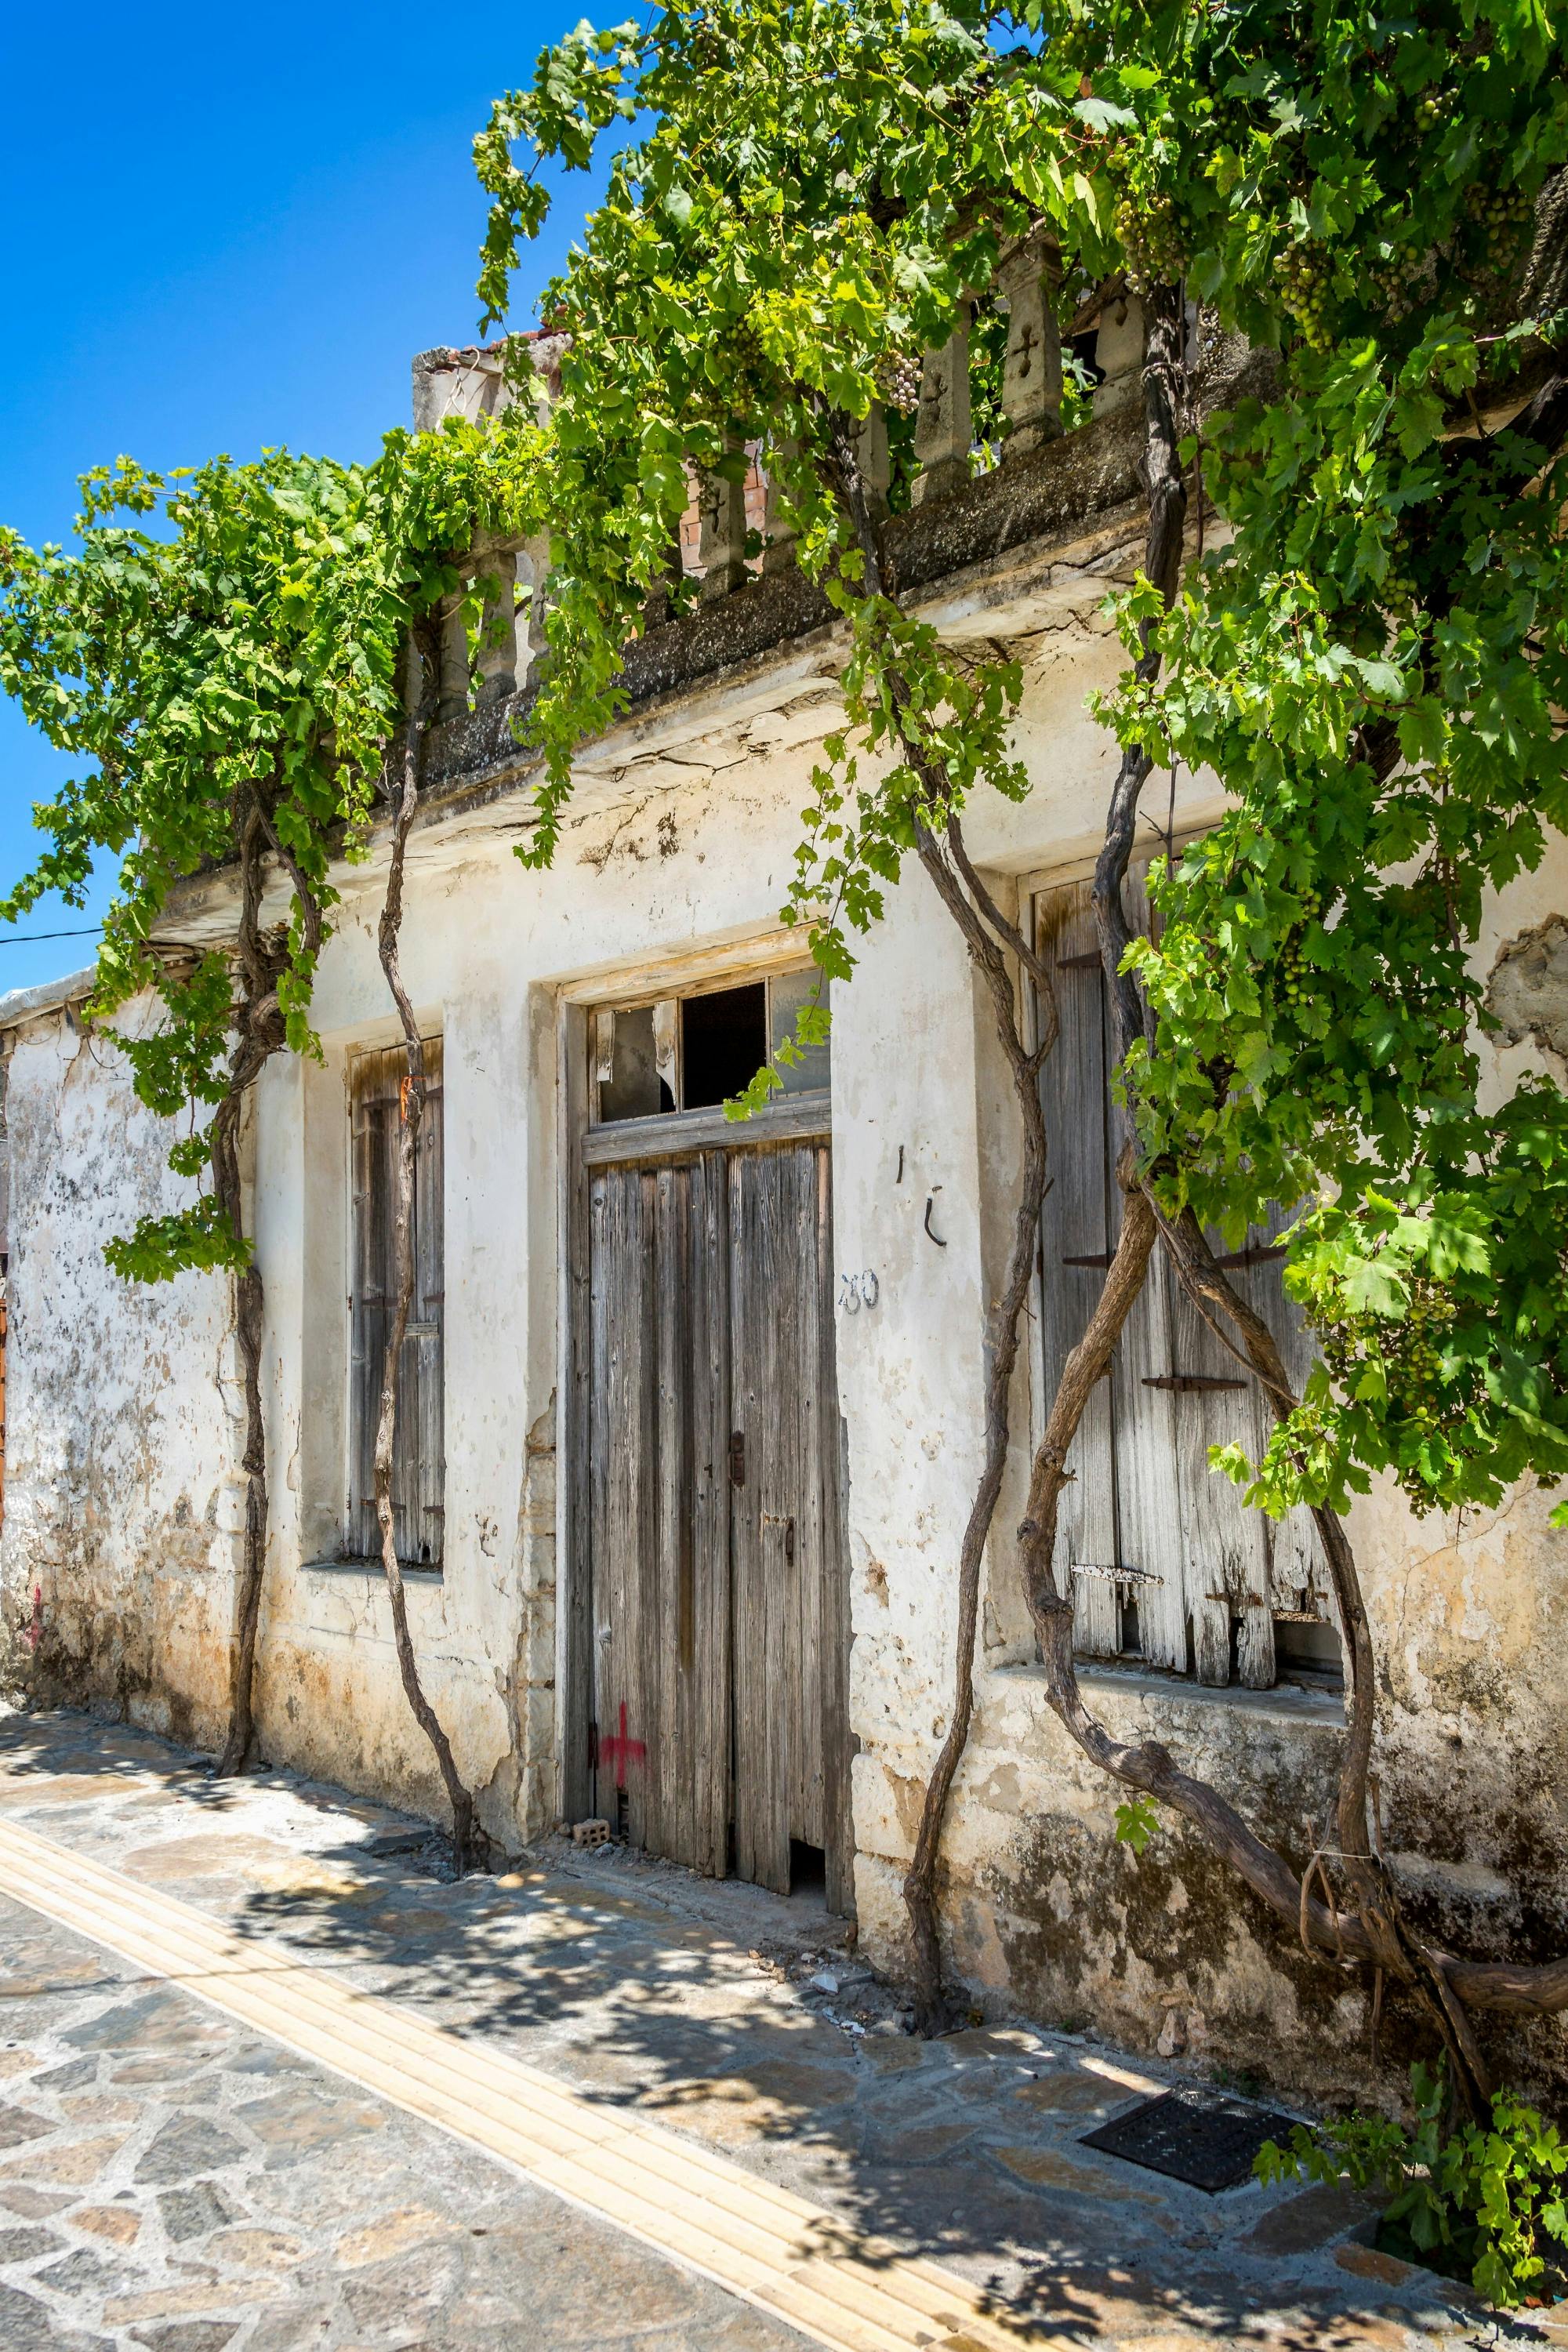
[838,1270,880,1312]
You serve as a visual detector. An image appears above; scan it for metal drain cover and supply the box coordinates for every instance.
[1081,2085,1300,2193]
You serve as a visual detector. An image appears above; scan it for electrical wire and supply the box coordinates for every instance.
[0,927,103,943]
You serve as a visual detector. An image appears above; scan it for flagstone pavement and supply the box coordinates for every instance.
[0,1705,1560,2352]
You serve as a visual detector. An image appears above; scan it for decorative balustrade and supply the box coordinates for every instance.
[696,455,748,601]
[1000,238,1069,452]
[408,258,1145,729]
[1088,290,1144,419]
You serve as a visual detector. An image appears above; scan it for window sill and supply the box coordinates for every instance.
[302,1558,445,1586]
[995,1655,1346,1727]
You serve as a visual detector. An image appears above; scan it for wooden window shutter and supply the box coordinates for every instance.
[1034,863,1338,1689]
[1036,879,1121,1659]
[348,1039,445,1567]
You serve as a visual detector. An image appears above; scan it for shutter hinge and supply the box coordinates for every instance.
[1142,1374,1247,1393]
[1072,1562,1164,1586]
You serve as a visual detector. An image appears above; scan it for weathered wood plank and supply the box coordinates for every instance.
[727,1149,760,1885]
[348,1066,381,1562]
[790,1145,825,1852]
[561,1004,596,1824]
[586,1169,615,1818]
[1168,1221,1268,1686]
[692,1152,733,1877]
[1035,882,1120,1657]
[652,1163,702,1869]
[583,1090,830,1167]
[1105,865,1189,1671]
[630,1170,661,1854]
[825,1388,856,1922]
[813,1142,854,1917]
[347,1041,444,1568]
[728,1149,792,1894]
[412,1041,445,1570]
[1251,1199,1339,1653]
[590,1167,657,1844]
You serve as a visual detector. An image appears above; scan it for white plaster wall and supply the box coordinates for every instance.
[830,865,992,1921]
[0,998,243,1744]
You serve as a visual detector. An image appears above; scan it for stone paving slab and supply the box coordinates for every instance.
[0,1708,1552,2351]
[0,1894,805,2350]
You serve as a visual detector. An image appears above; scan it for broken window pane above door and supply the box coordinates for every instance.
[589,968,830,1124]
[768,968,833,1096]
[596,1004,675,1123]
[681,983,767,1109]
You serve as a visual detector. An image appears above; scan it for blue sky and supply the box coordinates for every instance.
[1,1,593,995]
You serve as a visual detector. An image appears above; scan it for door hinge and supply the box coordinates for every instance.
[1211,1243,1288,1271]
[1142,1374,1247,1393]
[729,1430,746,1488]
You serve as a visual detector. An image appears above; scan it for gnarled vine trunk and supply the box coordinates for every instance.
[216,794,324,1778]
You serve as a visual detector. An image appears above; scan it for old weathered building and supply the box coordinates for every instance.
[3,293,1566,2103]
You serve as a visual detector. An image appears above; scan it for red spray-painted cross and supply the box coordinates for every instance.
[598,1701,646,1790]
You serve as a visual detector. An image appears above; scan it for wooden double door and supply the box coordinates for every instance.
[586,1138,852,1908]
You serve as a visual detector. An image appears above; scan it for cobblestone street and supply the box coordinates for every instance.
[0,1708,1559,2352]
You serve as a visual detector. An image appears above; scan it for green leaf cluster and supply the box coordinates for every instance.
[1094,4,1568,1523]
[473,0,1568,1529]
[5,0,1565,1570]
[474,0,1130,1093]
[1257,2062,1568,2308]
[1,413,547,1279]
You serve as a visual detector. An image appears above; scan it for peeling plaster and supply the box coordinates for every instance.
[1486,912,1568,1069]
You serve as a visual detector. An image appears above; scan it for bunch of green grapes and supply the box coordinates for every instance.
[1276,241,1335,351]
[1319,1275,1475,1498]
[1464,182,1534,272]
[1413,86,1451,135]
[1366,233,1429,324]
[1113,192,1185,292]
[1376,539,1420,612]
[1275,888,1322,1012]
